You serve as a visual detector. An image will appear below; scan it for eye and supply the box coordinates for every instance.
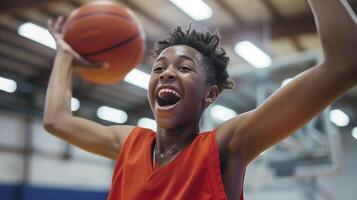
[153,65,165,73]
[178,65,191,72]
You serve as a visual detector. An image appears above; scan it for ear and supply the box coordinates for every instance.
[204,85,219,108]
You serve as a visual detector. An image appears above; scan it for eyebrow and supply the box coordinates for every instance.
[178,55,195,64]
[155,56,166,63]
[155,55,196,64]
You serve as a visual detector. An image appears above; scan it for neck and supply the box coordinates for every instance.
[155,125,199,153]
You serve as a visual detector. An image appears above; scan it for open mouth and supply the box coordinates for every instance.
[156,88,181,107]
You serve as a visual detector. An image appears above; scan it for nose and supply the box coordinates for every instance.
[160,66,176,82]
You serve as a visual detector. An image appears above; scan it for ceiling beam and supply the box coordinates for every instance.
[260,0,283,19]
[0,0,61,13]
[290,36,305,52]
[221,15,316,46]
[221,1,357,44]
[214,0,246,27]
[121,0,170,30]
[259,0,305,52]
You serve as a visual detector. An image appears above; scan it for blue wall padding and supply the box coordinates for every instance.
[0,183,108,200]
[0,183,22,200]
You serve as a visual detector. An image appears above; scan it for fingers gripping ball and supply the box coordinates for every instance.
[63,1,145,84]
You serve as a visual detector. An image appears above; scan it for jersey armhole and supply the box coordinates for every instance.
[111,126,142,181]
[208,129,229,200]
[212,129,246,200]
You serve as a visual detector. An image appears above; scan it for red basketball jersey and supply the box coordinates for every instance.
[107,127,244,200]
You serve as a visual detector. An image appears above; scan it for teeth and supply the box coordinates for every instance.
[158,88,181,98]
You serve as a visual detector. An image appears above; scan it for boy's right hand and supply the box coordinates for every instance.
[47,16,105,69]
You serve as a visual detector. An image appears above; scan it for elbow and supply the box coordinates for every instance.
[43,119,56,133]
[42,113,66,133]
[43,112,55,132]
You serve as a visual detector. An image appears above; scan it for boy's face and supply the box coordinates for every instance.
[148,45,215,130]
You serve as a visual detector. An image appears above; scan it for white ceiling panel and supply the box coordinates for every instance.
[205,0,237,29]
[225,0,273,24]
[130,0,192,28]
[270,0,309,19]
[46,2,77,16]
[298,33,321,51]
[269,37,297,57]
[0,15,21,31]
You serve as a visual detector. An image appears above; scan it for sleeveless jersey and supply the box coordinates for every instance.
[107,127,244,200]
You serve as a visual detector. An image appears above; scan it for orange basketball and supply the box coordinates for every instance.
[63,1,145,84]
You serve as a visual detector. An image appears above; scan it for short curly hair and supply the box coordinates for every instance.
[152,25,235,93]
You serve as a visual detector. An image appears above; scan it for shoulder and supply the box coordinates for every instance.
[215,113,248,149]
[214,111,253,163]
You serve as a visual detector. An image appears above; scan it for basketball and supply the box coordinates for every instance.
[63,1,145,84]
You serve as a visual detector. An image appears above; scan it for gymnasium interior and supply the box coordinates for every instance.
[0,0,356,199]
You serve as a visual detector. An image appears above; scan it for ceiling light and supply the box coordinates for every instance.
[0,77,17,93]
[235,41,271,68]
[96,106,128,124]
[210,105,237,123]
[352,127,357,140]
[138,117,157,131]
[124,68,150,90]
[18,22,56,49]
[169,0,212,21]
[71,97,80,112]
[329,109,350,127]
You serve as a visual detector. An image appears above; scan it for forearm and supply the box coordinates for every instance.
[43,50,74,125]
[309,0,357,66]
[229,1,357,163]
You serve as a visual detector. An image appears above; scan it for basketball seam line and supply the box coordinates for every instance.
[82,32,141,57]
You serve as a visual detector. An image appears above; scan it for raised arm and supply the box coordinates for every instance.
[219,0,357,164]
[43,17,134,160]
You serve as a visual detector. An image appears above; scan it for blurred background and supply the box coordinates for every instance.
[0,0,356,199]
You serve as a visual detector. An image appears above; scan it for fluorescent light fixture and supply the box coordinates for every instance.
[0,77,17,93]
[352,127,357,140]
[210,105,237,123]
[281,78,294,87]
[138,117,157,131]
[71,97,80,112]
[96,106,128,124]
[18,22,56,49]
[124,68,150,90]
[329,109,349,127]
[170,0,212,21]
[235,41,272,68]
